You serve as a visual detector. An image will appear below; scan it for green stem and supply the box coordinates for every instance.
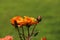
[27,27,30,40]
[14,21,23,40]
[30,24,37,37]
[16,27,23,40]
[22,27,26,40]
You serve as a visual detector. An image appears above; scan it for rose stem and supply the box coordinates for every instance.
[22,27,26,40]
[14,21,23,40]
[16,27,23,40]
[30,24,37,37]
[27,26,30,40]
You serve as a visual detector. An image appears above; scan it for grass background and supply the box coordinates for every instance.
[0,0,60,40]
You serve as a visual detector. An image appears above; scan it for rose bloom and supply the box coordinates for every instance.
[10,16,25,27]
[0,35,13,40]
[24,16,38,25]
[10,16,38,27]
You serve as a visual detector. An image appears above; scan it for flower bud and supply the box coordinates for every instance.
[36,16,42,23]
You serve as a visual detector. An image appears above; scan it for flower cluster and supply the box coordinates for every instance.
[10,16,40,27]
[10,16,42,40]
[0,35,13,40]
[0,16,47,40]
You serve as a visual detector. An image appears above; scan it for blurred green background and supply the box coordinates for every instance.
[0,0,60,40]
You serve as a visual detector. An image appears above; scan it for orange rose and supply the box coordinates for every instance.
[0,35,13,40]
[5,35,13,40]
[10,16,25,27]
[24,16,38,25]
[29,17,38,25]
[10,16,38,27]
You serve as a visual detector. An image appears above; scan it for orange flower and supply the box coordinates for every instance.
[41,37,47,40]
[24,16,38,25]
[5,35,13,40]
[10,16,25,27]
[0,35,13,40]
[10,16,38,27]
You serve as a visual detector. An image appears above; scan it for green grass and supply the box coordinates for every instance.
[0,0,60,40]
